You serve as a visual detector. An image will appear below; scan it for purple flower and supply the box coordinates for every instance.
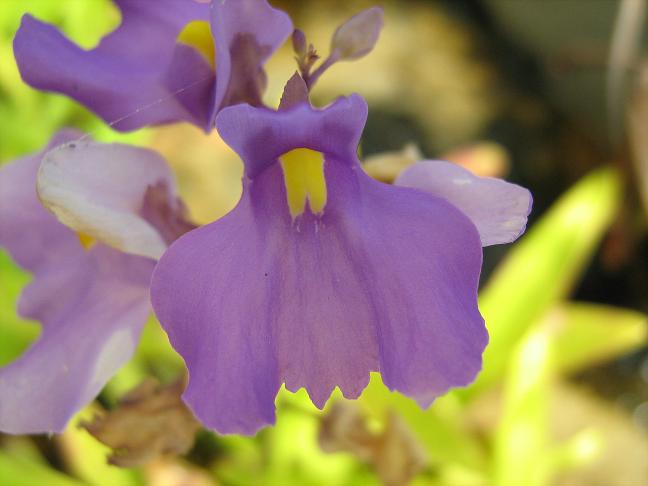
[150,95,532,435]
[13,0,292,131]
[0,132,191,434]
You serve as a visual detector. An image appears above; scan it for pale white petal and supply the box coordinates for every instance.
[38,142,177,260]
[395,159,532,246]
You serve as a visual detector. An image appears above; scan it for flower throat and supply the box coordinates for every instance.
[279,148,327,219]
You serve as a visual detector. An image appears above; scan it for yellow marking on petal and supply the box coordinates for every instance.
[177,21,215,68]
[279,149,327,219]
[77,232,96,250]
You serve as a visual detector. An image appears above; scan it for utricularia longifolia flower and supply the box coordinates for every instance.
[0,132,193,434]
[14,0,292,131]
[1,0,531,436]
[150,94,531,434]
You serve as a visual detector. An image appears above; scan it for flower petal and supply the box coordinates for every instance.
[278,72,309,110]
[395,160,532,246]
[0,130,82,273]
[14,1,212,131]
[151,157,486,434]
[152,201,281,434]
[0,245,153,434]
[215,95,368,176]
[210,0,293,121]
[37,142,179,260]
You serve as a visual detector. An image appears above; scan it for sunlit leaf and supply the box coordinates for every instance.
[551,303,647,374]
[266,388,367,485]
[493,327,553,486]
[433,464,490,486]
[0,250,39,366]
[0,445,84,486]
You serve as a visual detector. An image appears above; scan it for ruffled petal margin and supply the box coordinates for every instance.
[151,156,486,435]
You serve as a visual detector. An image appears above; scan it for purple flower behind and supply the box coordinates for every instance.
[150,95,496,435]
[13,0,292,131]
[0,132,191,434]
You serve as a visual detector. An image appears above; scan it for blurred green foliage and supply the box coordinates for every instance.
[0,2,646,486]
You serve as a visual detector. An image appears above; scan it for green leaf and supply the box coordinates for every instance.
[548,428,603,475]
[267,392,367,486]
[0,250,39,366]
[551,303,647,374]
[493,327,553,486]
[475,167,621,389]
[0,444,85,486]
[57,406,142,486]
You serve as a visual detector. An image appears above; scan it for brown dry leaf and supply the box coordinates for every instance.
[319,402,427,486]
[82,378,201,468]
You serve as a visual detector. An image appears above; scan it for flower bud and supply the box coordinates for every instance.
[292,29,307,57]
[330,7,384,60]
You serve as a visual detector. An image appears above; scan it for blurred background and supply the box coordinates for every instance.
[1,0,647,485]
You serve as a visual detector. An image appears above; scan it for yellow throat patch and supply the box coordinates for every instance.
[279,149,328,219]
[177,21,215,68]
[77,232,96,250]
